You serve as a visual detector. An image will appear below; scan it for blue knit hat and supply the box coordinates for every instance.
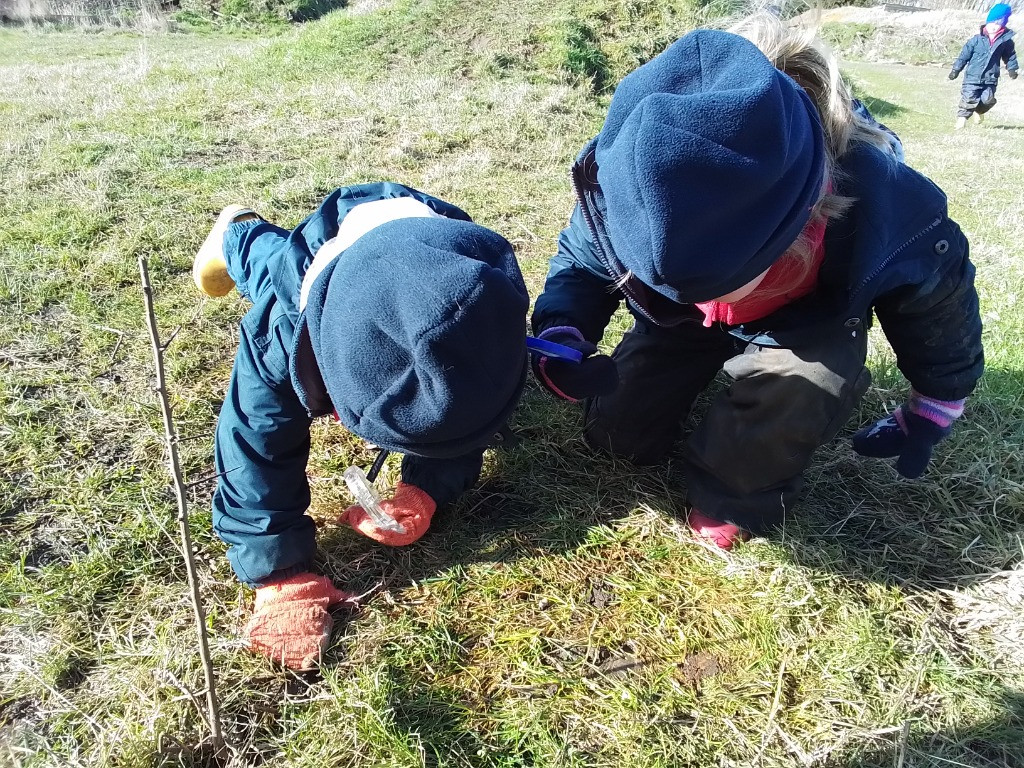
[986,3,1011,24]
[594,29,826,304]
[297,217,529,459]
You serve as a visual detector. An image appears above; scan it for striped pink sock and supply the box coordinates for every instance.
[905,390,965,429]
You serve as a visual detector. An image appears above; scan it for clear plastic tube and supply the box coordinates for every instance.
[343,465,406,534]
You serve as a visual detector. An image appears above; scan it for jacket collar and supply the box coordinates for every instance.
[979,24,1014,43]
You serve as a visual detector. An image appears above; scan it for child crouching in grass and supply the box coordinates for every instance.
[193,183,529,669]
[529,15,984,550]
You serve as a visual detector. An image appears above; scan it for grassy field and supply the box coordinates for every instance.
[1,2,1022,766]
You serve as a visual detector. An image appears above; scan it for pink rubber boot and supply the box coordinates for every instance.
[687,508,750,550]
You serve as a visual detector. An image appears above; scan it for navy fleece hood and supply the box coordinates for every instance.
[297,217,529,459]
[594,29,826,303]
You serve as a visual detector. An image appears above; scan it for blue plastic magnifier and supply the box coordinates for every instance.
[526,336,584,364]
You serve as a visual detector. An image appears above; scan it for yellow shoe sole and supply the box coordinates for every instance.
[192,204,258,297]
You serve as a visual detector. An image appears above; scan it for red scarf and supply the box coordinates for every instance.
[695,215,827,328]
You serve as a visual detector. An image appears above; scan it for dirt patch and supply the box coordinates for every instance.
[53,656,95,692]
[588,582,614,610]
[0,697,39,727]
[153,735,230,768]
[23,518,90,569]
[677,651,722,687]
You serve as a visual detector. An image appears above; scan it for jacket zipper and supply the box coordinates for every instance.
[570,161,663,327]
[850,216,943,301]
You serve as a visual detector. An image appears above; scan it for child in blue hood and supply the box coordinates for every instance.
[531,18,984,549]
[193,183,529,668]
[949,3,1018,129]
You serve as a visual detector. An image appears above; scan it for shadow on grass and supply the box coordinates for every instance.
[289,0,349,23]
[853,94,908,120]
[381,663,496,767]
[824,687,1024,768]
[785,366,1024,593]
[273,369,1022,762]
[315,362,1022,599]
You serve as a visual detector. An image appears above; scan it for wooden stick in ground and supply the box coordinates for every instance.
[139,256,223,748]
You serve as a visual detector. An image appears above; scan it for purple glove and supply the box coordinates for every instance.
[531,326,618,403]
[852,391,965,479]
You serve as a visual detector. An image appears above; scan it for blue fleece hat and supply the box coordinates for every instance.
[986,3,1011,24]
[594,29,826,304]
[299,217,529,459]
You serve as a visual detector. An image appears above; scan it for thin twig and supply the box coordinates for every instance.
[107,334,124,365]
[346,579,385,606]
[161,326,184,351]
[139,256,223,749]
[160,667,211,730]
[184,465,240,490]
[894,720,911,768]
[162,296,209,352]
[94,324,126,371]
[174,431,215,445]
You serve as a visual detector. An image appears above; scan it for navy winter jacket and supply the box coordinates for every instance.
[952,27,1018,84]
[213,184,504,587]
[532,140,984,403]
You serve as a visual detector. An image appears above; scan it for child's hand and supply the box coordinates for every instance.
[948,69,959,80]
[1009,69,1018,79]
[340,482,436,546]
[851,393,963,479]
[531,326,619,403]
[244,572,353,670]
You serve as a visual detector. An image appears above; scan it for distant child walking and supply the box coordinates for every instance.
[949,3,1018,129]
[193,184,529,668]
[530,16,984,550]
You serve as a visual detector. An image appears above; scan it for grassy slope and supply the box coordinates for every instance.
[0,3,1022,767]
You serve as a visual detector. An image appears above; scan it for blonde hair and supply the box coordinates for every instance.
[726,12,899,300]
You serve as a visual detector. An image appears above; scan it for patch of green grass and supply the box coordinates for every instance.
[820,20,877,52]
[545,19,611,93]
[0,5,1022,768]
